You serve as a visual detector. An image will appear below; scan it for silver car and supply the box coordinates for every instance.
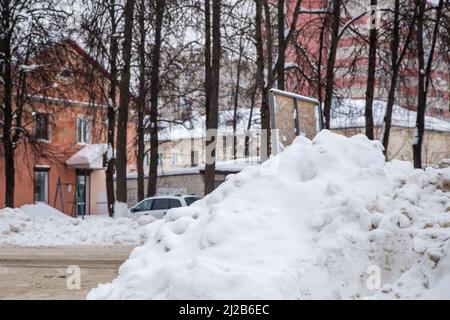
[129,194,201,219]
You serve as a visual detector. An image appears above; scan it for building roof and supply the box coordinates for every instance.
[63,39,111,80]
[331,99,450,133]
[158,108,261,142]
[126,157,260,179]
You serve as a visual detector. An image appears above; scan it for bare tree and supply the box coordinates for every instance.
[254,0,267,161]
[232,34,244,160]
[413,0,445,168]
[323,0,342,130]
[277,0,285,90]
[364,0,377,140]
[136,0,148,202]
[80,0,123,217]
[204,0,221,195]
[381,0,417,160]
[116,0,135,204]
[147,0,166,197]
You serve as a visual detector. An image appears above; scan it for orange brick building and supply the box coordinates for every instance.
[0,40,137,216]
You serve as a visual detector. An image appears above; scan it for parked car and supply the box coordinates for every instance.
[129,195,202,218]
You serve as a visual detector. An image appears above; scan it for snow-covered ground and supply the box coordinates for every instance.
[88,130,450,299]
[0,203,154,246]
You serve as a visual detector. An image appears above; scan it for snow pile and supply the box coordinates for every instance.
[88,130,450,300]
[114,202,131,219]
[21,203,69,219]
[0,204,154,246]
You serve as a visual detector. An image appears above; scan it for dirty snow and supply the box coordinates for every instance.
[88,130,450,300]
[0,204,154,246]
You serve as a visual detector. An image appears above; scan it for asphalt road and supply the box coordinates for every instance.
[0,246,135,300]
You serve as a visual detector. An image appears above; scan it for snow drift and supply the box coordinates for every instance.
[88,130,450,299]
[0,203,154,246]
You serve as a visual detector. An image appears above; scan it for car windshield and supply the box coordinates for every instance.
[185,197,201,206]
[134,199,152,212]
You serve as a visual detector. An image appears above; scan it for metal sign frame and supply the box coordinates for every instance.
[269,88,323,155]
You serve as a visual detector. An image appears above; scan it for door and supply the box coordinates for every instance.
[34,169,49,204]
[150,198,170,218]
[150,198,182,218]
[76,171,90,217]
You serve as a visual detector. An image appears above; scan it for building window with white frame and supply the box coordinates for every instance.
[77,117,91,144]
[171,152,178,166]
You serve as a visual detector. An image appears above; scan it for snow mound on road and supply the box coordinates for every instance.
[88,130,450,299]
[20,203,70,219]
[0,204,154,246]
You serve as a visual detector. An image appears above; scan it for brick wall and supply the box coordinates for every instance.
[124,173,225,206]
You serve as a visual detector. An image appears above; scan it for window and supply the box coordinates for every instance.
[185,197,201,206]
[222,136,227,161]
[169,199,182,209]
[191,150,199,167]
[171,152,178,165]
[34,169,49,203]
[77,118,91,144]
[58,67,74,80]
[35,114,50,141]
[144,153,163,166]
[152,198,170,210]
[135,199,152,212]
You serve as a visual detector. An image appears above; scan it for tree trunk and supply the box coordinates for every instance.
[115,0,135,204]
[323,0,341,129]
[382,0,417,160]
[413,0,443,168]
[382,0,400,159]
[204,0,221,195]
[255,0,268,161]
[147,0,165,197]
[261,0,273,160]
[1,0,15,208]
[232,39,243,160]
[277,0,285,90]
[245,84,257,158]
[317,17,326,105]
[106,0,118,217]
[414,0,426,169]
[364,0,377,140]
[137,0,146,201]
[382,67,398,159]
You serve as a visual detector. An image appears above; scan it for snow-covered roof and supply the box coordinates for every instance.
[126,157,260,179]
[159,108,261,142]
[331,99,450,132]
[66,144,108,169]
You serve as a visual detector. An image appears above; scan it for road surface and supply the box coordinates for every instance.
[0,246,135,300]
